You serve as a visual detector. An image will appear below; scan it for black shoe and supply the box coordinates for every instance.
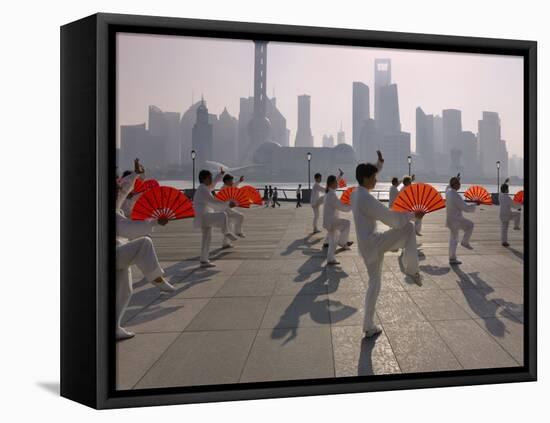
[346,241,354,247]
[323,243,329,248]
[502,242,510,247]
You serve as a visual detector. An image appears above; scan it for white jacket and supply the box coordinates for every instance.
[193,173,228,228]
[311,182,325,208]
[498,193,521,221]
[445,187,475,228]
[389,185,399,208]
[116,210,155,246]
[323,189,351,229]
[352,186,414,263]
[117,172,140,211]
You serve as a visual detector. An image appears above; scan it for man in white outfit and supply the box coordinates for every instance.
[445,176,476,265]
[401,175,422,236]
[352,161,423,338]
[311,169,344,234]
[498,181,521,247]
[323,174,354,265]
[218,173,246,238]
[389,177,400,208]
[194,169,238,268]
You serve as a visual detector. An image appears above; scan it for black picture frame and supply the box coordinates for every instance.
[60,12,537,409]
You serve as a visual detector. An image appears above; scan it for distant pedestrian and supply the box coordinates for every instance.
[272,187,281,207]
[296,184,302,208]
[263,185,269,207]
[266,185,273,208]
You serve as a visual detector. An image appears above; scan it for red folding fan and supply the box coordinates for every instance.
[216,186,251,208]
[340,187,356,205]
[133,178,160,194]
[131,186,194,220]
[240,185,263,206]
[513,190,524,205]
[464,185,492,205]
[338,178,347,188]
[392,183,445,214]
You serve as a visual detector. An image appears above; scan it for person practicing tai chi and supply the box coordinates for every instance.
[401,174,422,236]
[389,177,400,209]
[219,173,246,238]
[352,159,423,338]
[498,180,522,247]
[323,175,354,265]
[194,169,238,268]
[311,169,344,234]
[445,176,476,265]
[115,159,175,341]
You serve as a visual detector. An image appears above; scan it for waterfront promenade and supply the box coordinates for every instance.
[117,203,524,390]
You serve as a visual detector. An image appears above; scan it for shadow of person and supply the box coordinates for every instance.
[419,264,450,276]
[280,233,319,256]
[357,333,381,375]
[505,245,524,262]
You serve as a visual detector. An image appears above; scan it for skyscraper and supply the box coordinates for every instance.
[213,107,238,166]
[294,94,313,147]
[322,134,335,148]
[192,98,213,164]
[337,123,346,145]
[416,107,435,168]
[352,82,370,159]
[478,111,502,178]
[374,58,392,128]
[247,41,271,156]
[442,109,462,153]
[377,84,401,134]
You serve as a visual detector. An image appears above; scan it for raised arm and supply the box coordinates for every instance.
[376,150,384,172]
[455,193,476,213]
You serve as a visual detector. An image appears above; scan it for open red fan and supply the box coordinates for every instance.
[392,183,445,214]
[513,190,524,205]
[131,186,194,220]
[133,178,160,194]
[464,185,492,205]
[239,185,263,206]
[338,178,347,188]
[340,187,356,205]
[216,186,251,208]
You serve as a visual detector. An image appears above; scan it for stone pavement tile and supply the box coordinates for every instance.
[331,326,401,377]
[126,298,210,333]
[168,269,230,299]
[135,330,257,389]
[486,287,524,319]
[240,327,334,382]
[273,273,329,296]
[474,316,524,365]
[376,291,426,324]
[395,271,440,291]
[383,321,461,373]
[432,320,518,369]
[326,293,378,327]
[375,271,406,292]
[409,290,470,321]
[261,295,331,328]
[116,332,180,390]
[234,260,283,274]
[444,289,500,319]
[325,269,366,294]
[186,297,270,331]
[215,274,278,297]
[484,270,524,291]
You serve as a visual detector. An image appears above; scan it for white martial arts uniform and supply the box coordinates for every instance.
[352,186,417,332]
[389,185,399,208]
[498,193,521,243]
[399,184,422,234]
[311,182,326,232]
[194,174,233,263]
[323,188,352,262]
[219,182,244,235]
[445,187,476,260]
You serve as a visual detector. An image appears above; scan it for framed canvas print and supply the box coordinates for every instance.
[60,13,537,409]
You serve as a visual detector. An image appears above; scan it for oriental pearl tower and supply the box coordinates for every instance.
[247,41,272,156]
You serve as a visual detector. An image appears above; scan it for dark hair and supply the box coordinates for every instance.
[391,177,398,185]
[314,173,322,180]
[326,175,337,193]
[449,176,460,187]
[500,183,509,193]
[222,174,234,184]
[198,169,212,184]
[122,170,132,178]
[402,176,412,186]
[356,163,378,185]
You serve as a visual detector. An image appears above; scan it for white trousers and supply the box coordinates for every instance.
[362,222,418,331]
[448,217,474,259]
[326,218,350,262]
[116,237,163,329]
[415,218,422,234]
[227,207,244,234]
[312,205,321,232]
[501,211,521,243]
[200,211,231,263]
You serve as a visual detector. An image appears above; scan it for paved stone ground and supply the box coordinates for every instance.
[116,202,524,390]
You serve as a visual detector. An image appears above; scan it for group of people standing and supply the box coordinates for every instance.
[263,185,282,208]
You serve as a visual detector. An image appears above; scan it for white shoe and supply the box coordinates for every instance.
[410,272,423,286]
[200,261,216,268]
[225,232,238,242]
[116,327,135,341]
[221,243,234,249]
[153,278,176,292]
[237,233,246,238]
[363,325,383,338]
[460,242,473,250]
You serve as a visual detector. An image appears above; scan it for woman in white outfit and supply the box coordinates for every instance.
[498,182,521,247]
[401,175,422,236]
[311,169,344,234]
[194,169,238,268]
[388,177,400,208]
[445,176,476,265]
[219,173,246,238]
[352,161,423,338]
[323,175,354,265]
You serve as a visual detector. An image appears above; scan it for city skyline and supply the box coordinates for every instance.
[117,32,524,158]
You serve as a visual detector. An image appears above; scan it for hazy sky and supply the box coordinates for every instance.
[117,33,524,157]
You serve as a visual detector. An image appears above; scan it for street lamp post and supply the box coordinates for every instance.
[496,160,501,189]
[307,152,312,190]
[191,150,197,192]
[407,155,412,176]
